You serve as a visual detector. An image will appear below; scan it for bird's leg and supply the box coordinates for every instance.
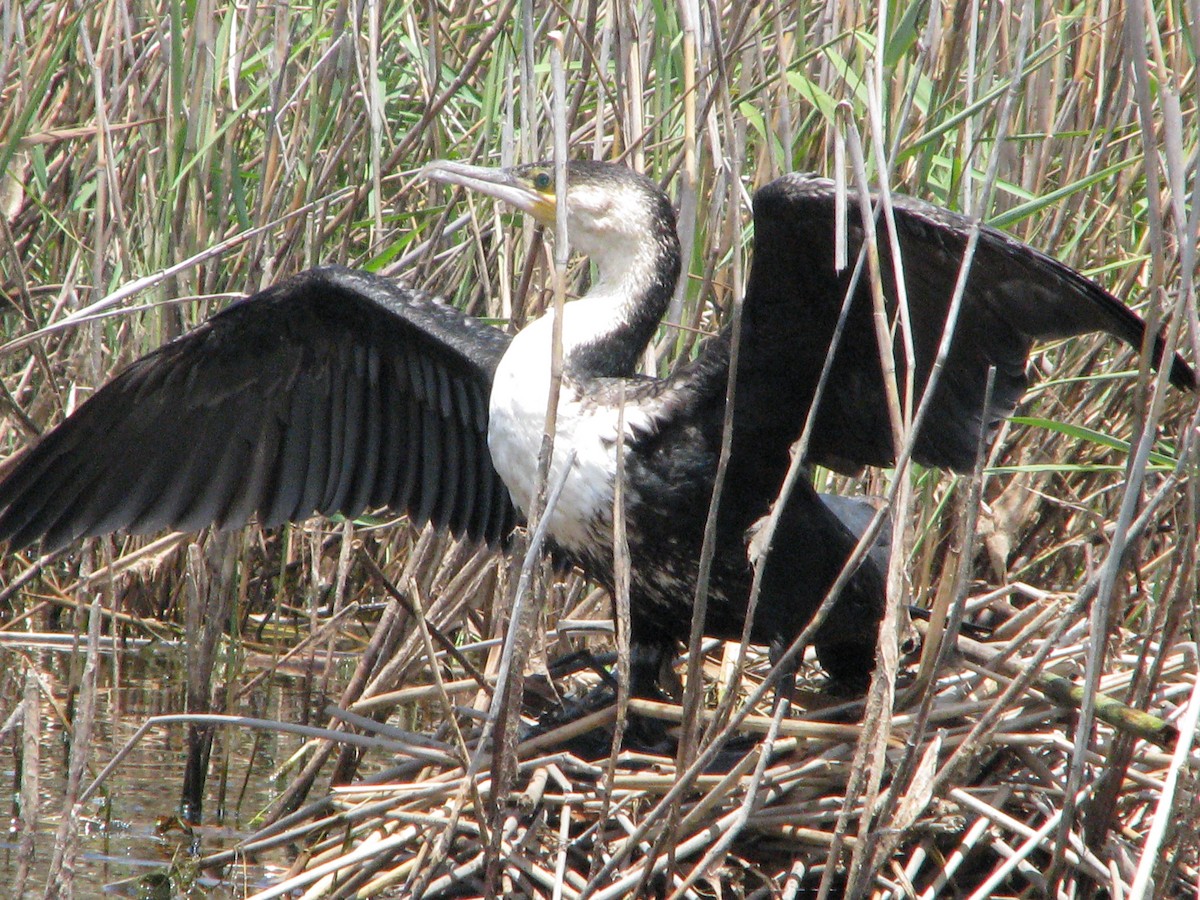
[628,638,676,702]
[617,634,678,752]
[768,637,798,717]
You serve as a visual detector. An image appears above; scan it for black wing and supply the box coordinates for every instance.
[0,266,518,551]
[738,174,1195,475]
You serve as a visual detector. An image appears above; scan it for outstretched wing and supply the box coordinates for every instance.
[0,266,518,551]
[737,174,1195,475]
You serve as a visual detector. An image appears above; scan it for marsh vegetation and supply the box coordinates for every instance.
[1,0,1197,896]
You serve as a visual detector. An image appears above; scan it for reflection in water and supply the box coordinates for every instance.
[1,638,352,897]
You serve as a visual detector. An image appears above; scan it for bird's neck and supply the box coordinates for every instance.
[553,226,681,379]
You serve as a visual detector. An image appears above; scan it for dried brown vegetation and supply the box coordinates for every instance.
[1,1,1198,897]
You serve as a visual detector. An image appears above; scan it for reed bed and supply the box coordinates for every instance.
[1,0,1197,897]
[188,605,1199,898]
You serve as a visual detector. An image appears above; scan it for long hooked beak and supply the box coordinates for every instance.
[423,160,556,226]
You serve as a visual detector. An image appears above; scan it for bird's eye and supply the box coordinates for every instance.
[533,171,552,191]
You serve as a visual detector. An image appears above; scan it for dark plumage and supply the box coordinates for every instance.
[0,268,515,550]
[0,161,1193,701]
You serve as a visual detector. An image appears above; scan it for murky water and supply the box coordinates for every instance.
[1,635,354,898]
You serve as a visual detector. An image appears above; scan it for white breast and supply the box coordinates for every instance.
[487,310,649,553]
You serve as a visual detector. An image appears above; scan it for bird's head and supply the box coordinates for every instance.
[424,159,677,277]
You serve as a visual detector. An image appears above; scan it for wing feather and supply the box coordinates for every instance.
[738,175,1195,475]
[0,266,519,550]
[346,345,384,517]
[415,404,442,527]
[267,373,316,527]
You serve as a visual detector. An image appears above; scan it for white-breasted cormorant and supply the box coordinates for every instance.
[0,160,1193,696]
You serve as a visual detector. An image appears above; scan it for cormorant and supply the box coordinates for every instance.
[0,160,1193,698]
